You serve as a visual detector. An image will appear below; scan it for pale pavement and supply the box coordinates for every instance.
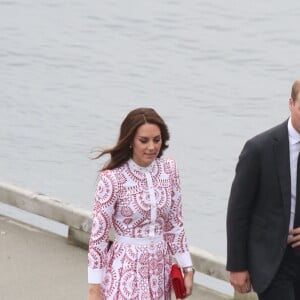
[0,215,201,300]
[0,215,87,300]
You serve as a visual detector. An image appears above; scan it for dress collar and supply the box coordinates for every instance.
[128,158,156,173]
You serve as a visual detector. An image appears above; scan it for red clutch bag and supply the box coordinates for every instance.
[171,263,186,299]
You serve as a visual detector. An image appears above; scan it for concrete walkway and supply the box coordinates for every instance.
[0,215,88,300]
[0,214,225,300]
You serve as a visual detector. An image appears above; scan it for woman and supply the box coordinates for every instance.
[88,107,194,300]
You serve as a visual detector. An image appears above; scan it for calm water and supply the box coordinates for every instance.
[1,0,300,258]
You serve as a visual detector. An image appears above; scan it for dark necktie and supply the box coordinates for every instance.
[293,151,300,255]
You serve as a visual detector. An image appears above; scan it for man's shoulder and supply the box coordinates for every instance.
[248,119,288,144]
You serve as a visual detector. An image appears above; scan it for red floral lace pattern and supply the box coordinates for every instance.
[88,158,189,299]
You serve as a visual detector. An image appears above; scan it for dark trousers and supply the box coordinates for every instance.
[258,246,300,300]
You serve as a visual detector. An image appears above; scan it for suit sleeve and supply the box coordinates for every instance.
[226,139,260,272]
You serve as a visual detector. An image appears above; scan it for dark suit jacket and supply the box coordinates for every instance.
[226,120,291,293]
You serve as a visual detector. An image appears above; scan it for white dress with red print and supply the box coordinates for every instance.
[88,157,192,300]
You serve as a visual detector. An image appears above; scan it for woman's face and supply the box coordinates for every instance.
[132,123,162,167]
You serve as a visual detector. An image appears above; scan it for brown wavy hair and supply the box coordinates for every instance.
[94,107,170,170]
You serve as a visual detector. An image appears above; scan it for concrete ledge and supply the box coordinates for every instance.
[234,292,258,300]
[68,227,91,249]
[190,245,228,282]
[195,284,233,300]
[0,181,92,232]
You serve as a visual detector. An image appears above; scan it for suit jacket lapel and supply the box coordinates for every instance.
[273,120,291,219]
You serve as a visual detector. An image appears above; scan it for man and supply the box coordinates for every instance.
[226,80,300,299]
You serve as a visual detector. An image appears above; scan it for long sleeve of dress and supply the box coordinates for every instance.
[164,159,192,267]
[88,170,118,284]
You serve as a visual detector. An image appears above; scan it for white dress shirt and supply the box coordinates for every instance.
[288,117,300,231]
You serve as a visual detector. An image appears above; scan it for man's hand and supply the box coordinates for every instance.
[229,271,252,294]
[288,227,300,248]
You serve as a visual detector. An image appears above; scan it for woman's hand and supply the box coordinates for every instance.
[183,269,194,298]
[176,271,194,300]
[88,284,104,300]
[174,267,194,299]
